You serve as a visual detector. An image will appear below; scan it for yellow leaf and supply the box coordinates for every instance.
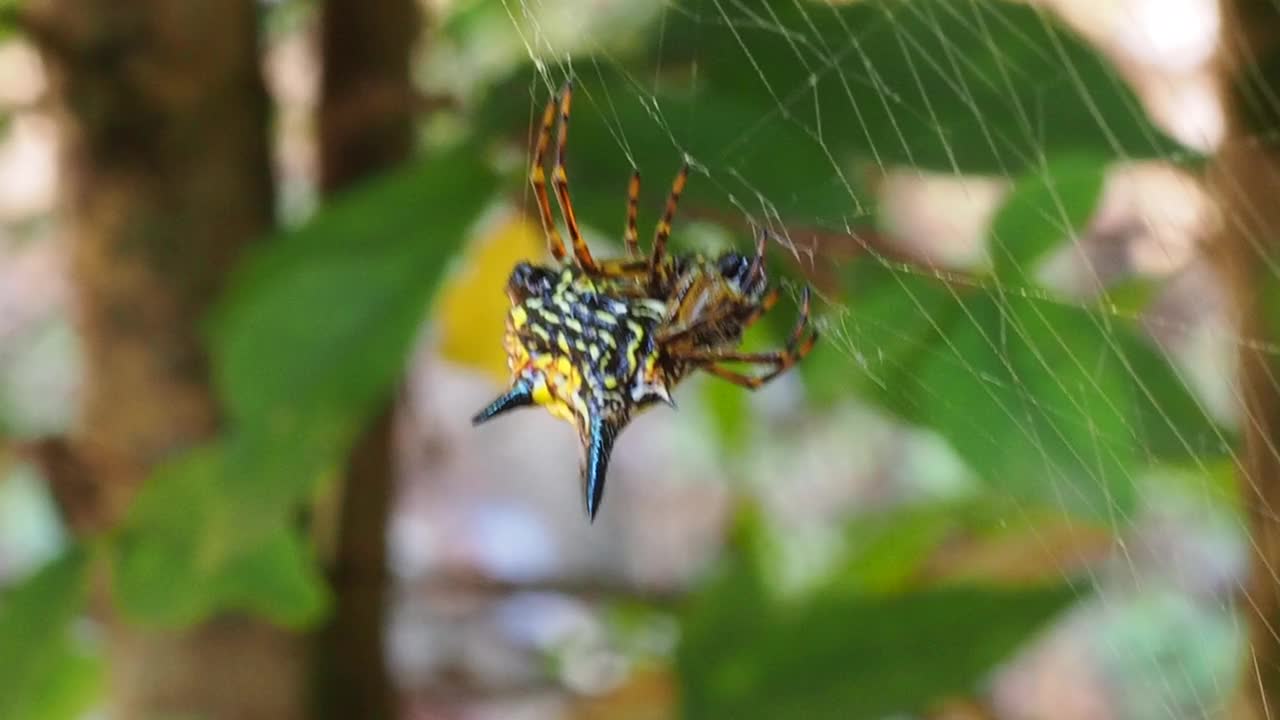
[435,211,544,382]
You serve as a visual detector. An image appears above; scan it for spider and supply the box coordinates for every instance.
[473,81,818,522]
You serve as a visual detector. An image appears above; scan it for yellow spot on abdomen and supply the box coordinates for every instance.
[556,356,573,376]
[532,381,553,405]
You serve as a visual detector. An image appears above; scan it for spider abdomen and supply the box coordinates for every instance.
[504,264,670,427]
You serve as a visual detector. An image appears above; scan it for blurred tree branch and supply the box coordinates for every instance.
[1217,1,1280,718]
[310,0,420,717]
[26,0,307,717]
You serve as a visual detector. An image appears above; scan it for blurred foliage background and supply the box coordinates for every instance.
[0,0,1276,718]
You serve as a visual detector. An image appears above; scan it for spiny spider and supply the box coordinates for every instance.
[473,81,818,522]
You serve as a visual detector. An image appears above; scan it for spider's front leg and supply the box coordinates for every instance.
[648,164,689,287]
[624,171,641,258]
[550,82,603,273]
[531,90,569,264]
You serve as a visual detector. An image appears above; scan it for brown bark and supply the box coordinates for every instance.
[27,0,305,717]
[1216,1,1280,718]
[311,0,420,718]
[317,0,419,194]
[30,0,274,528]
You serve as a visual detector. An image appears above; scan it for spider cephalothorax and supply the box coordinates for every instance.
[473,81,817,521]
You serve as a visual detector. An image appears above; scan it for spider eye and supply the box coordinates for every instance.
[507,262,555,300]
[716,251,765,295]
[716,252,751,281]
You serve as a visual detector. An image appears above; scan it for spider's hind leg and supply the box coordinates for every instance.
[679,286,819,389]
[701,328,819,389]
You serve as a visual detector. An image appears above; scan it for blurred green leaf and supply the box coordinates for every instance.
[914,294,1137,519]
[113,445,226,625]
[478,0,1189,237]
[0,0,19,42]
[1099,276,1161,316]
[678,539,1079,720]
[0,549,102,720]
[656,0,1190,175]
[830,502,970,594]
[703,375,752,454]
[112,443,330,628]
[480,68,860,234]
[213,142,496,431]
[1119,326,1232,464]
[212,528,330,627]
[991,157,1108,283]
[831,261,1228,519]
[801,260,960,413]
[114,143,497,626]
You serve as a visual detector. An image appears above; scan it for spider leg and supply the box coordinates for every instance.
[776,285,812,348]
[701,330,819,389]
[682,331,818,366]
[677,286,818,389]
[551,82,601,273]
[624,171,641,258]
[656,288,778,344]
[739,286,778,330]
[649,164,689,285]
[703,363,785,389]
[530,89,568,263]
[669,286,812,361]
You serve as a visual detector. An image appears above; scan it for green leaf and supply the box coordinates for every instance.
[913,294,1138,519]
[480,68,862,234]
[113,441,331,628]
[113,445,228,625]
[678,552,1079,720]
[213,142,497,430]
[478,0,1190,237]
[830,501,974,594]
[833,261,1229,519]
[803,260,960,416]
[113,142,498,627]
[703,375,752,454]
[0,549,102,720]
[657,0,1190,175]
[0,1,20,42]
[1098,276,1161,316]
[212,528,330,628]
[991,157,1108,283]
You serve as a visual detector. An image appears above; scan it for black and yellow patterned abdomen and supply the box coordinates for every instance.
[503,263,669,427]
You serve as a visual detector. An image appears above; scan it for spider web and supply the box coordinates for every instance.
[431,0,1276,715]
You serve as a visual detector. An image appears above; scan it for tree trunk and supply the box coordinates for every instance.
[311,0,419,718]
[1217,1,1280,718]
[27,0,306,717]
